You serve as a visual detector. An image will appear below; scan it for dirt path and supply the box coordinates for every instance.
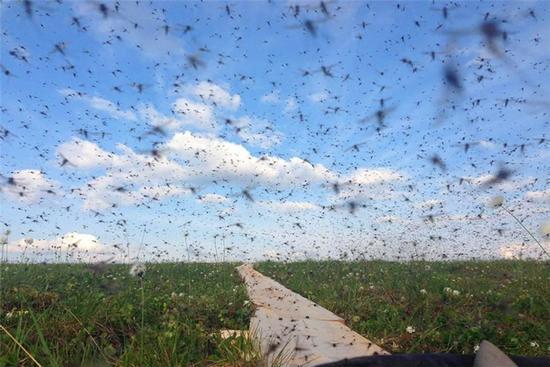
[237,264,388,366]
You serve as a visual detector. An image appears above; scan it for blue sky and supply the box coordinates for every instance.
[1,0,548,262]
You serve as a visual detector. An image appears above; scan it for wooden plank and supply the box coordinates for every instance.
[237,264,388,366]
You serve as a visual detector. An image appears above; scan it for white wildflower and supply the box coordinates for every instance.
[539,221,550,238]
[452,290,460,296]
[420,289,427,294]
[129,263,146,278]
[530,341,539,348]
[488,195,504,208]
[406,326,416,334]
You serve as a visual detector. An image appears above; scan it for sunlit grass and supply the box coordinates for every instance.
[0,263,256,366]
[257,260,550,357]
[1,260,548,366]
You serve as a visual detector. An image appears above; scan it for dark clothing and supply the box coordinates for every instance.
[318,354,550,367]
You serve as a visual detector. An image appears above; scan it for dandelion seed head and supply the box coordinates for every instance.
[539,221,550,238]
[130,263,146,278]
[488,195,504,208]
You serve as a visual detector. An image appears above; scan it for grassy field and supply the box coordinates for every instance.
[0,263,256,367]
[257,261,550,357]
[1,261,549,366]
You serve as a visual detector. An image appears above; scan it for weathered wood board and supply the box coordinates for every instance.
[237,264,388,366]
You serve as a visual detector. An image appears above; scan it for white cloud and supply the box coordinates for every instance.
[77,147,190,210]
[199,193,228,204]
[336,168,405,201]
[525,189,550,203]
[57,133,407,212]
[57,138,189,210]
[260,90,280,103]
[260,200,319,213]
[138,104,182,130]
[10,232,103,253]
[59,89,137,121]
[232,116,283,148]
[376,215,407,224]
[58,132,330,210]
[415,199,444,209]
[499,243,542,259]
[172,98,216,130]
[309,91,329,103]
[283,96,298,113]
[8,232,110,262]
[346,168,404,185]
[57,138,118,169]
[467,174,536,191]
[166,131,333,187]
[1,170,59,203]
[478,140,497,149]
[190,81,241,110]
[89,96,137,120]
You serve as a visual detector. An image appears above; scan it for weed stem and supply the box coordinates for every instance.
[502,206,549,259]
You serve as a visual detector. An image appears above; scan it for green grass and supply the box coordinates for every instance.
[256,260,550,356]
[1,261,548,366]
[0,263,257,367]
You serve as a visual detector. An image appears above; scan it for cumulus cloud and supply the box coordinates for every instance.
[346,168,404,185]
[57,138,119,169]
[499,243,543,259]
[8,232,110,262]
[172,98,216,130]
[76,146,190,211]
[190,81,241,110]
[198,193,228,204]
[88,96,137,120]
[231,116,283,148]
[467,174,536,191]
[56,132,407,212]
[138,104,183,130]
[283,96,298,113]
[57,138,189,210]
[59,89,137,121]
[1,170,59,203]
[415,199,444,209]
[337,168,405,201]
[525,189,550,203]
[166,131,333,187]
[260,200,319,213]
[56,131,335,210]
[260,90,280,103]
[259,92,297,114]
[308,90,329,103]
